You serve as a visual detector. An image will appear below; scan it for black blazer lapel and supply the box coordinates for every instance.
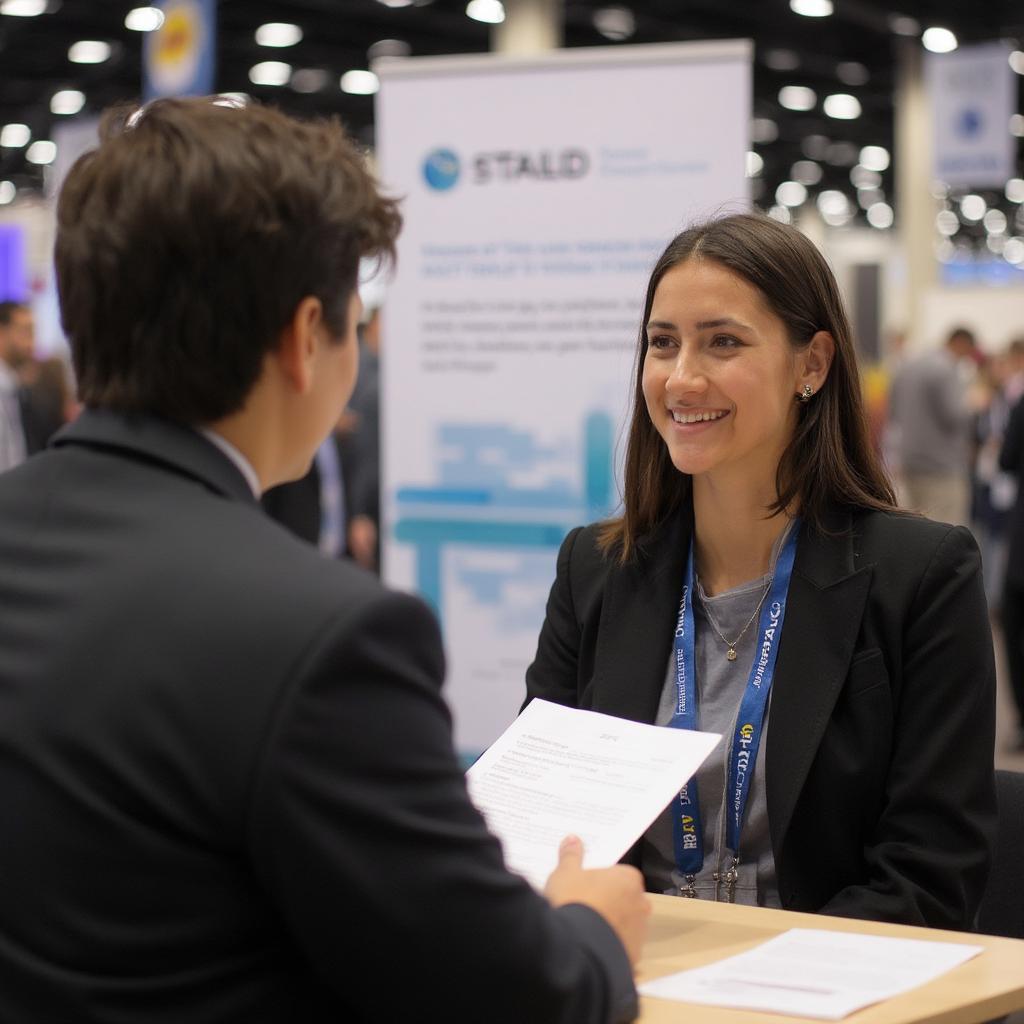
[766,513,873,858]
[589,505,693,725]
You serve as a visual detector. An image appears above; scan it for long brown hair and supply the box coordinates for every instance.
[600,212,897,562]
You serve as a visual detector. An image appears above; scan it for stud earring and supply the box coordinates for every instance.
[797,384,814,403]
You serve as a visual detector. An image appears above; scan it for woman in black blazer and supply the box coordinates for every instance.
[526,213,996,930]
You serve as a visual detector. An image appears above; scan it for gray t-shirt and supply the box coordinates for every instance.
[641,527,794,907]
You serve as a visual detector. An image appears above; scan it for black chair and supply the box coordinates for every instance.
[977,770,1024,939]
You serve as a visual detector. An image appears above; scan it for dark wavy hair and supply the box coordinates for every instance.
[600,212,897,562]
[56,97,401,423]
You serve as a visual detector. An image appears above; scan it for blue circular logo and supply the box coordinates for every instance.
[422,148,460,191]
[956,108,983,138]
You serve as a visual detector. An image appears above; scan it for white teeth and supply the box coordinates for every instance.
[672,410,726,425]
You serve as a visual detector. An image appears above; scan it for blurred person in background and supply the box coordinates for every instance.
[1004,337,1024,406]
[341,305,382,571]
[261,424,348,558]
[888,326,978,525]
[0,97,648,1024]
[0,300,36,469]
[970,351,1017,614]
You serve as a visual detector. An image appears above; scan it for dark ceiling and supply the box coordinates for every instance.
[1,0,1022,238]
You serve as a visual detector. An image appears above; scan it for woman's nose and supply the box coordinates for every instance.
[666,348,707,392]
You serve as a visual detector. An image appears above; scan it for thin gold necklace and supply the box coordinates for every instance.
[695,573,772,662]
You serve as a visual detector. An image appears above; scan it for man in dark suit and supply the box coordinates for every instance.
[0,98,647,1023]
[0,299,40,468]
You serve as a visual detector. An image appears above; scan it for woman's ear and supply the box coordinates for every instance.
[274,296,324,395]
[798,330,835,397]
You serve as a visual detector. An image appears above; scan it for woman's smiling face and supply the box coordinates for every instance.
[642,258,804,488]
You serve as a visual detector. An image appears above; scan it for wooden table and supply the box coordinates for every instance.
[637,895,1024,1023]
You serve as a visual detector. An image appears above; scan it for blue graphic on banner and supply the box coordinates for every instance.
[956,108,983,138]
[144,0,216,100]
[422,148,461,191]
[394,412,615,619]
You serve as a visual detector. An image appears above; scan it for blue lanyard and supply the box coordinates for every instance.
[668,520,801,896]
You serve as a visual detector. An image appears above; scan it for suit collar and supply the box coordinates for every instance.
[588,504,693,724]
[52,408,259,506]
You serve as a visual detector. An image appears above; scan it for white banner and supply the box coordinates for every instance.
[927,41,1016,189]
[376,42,750,753]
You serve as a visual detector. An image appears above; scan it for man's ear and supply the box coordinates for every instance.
[275,296,324,395]
[798,330,835,395]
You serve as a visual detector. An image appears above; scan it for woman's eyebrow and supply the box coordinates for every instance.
[645,317,753,331]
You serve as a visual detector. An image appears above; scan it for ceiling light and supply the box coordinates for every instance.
[290,68,329,93]
[817,190,849,216]
[960,194,986,221]
[922,28,957,54]
[593,7,635,41]
[768,205,793,224]
[836,62,869,86]
[987,234,1007,255]
[1004,238,1024,266]
[255,23,303,47]
[1011,114,1024,138]
[983,209,1007,234]
[778,86,816,111]
[824,141,859,166]
[1007,179,1024,204]
[124,6,164,31]
[764,49,799,71]
[935,239,955,262]
[0,181,14,205]
[376,0,414,6]
[466,0,505,23]
[367,39,412,61]
[751,118,778,144]
[745,152,763,177]
[790,0,832,16]
[69,40,112,64]
[791,160,822,185]
[1011,51,1024,75]
[0,123,30,148]
[850,165,881,189]
[867,202,894,229]
[888,14,920,36]
[820,206,854,228]
[858,145,890,172]
[776,181,808,207]
[248,62,292,86]
[50,89,85,115]
[936,210,959,236]
[824,93,861,120]
[0,0,46,14]
[341,70,380,95]
[26,140,56,164]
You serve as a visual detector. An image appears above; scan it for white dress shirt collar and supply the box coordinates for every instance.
[198,428,261,498]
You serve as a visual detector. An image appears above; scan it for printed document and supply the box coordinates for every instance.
[640,928,984,1020]
[466,699,720,890]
